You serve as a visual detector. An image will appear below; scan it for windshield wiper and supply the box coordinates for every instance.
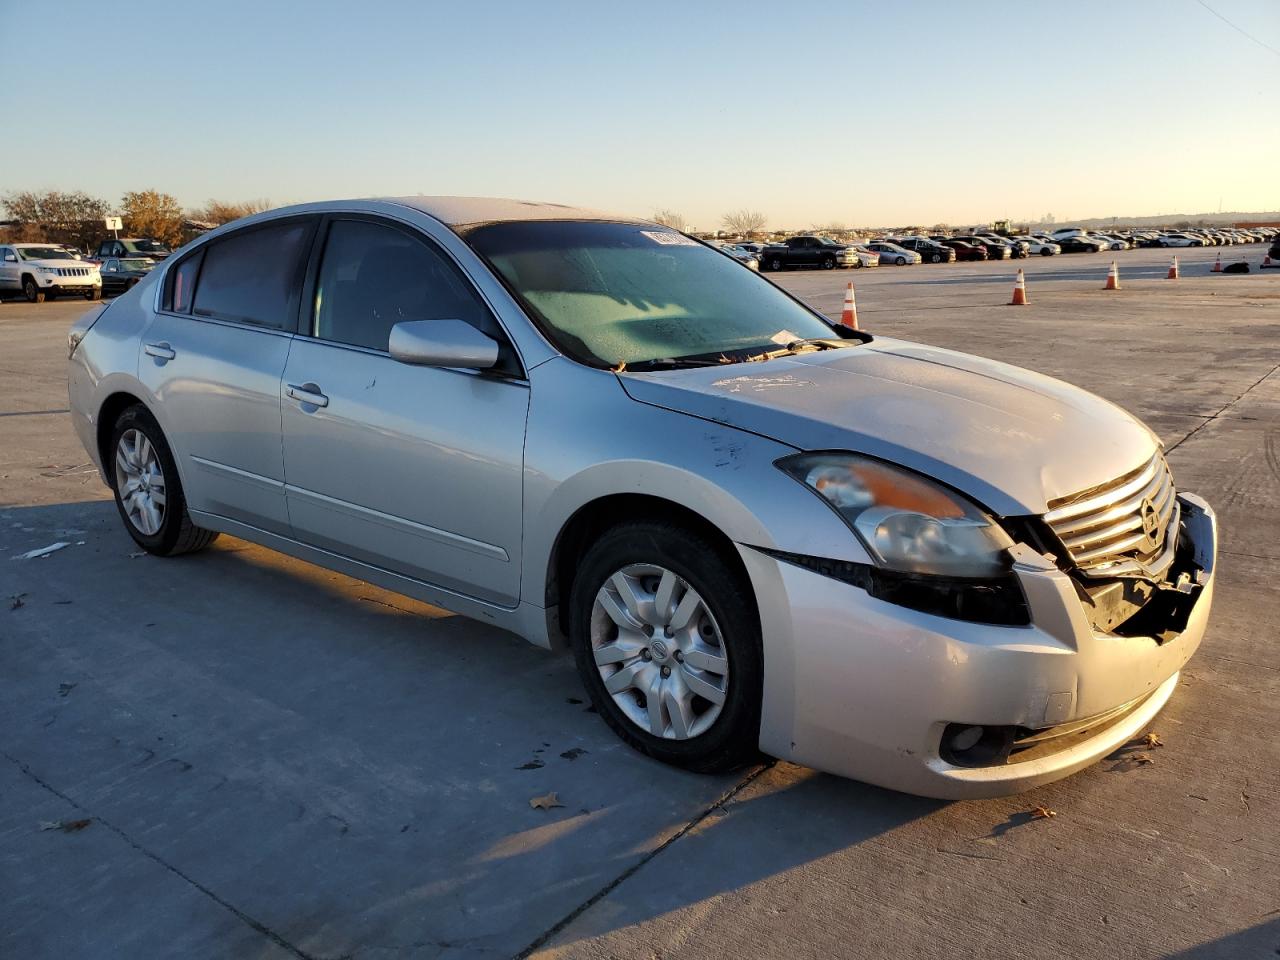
[617,356,731,373]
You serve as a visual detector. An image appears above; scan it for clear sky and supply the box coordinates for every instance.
[8,0,1279,229]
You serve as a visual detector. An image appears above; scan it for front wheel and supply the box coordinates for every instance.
[23,277,45,303]
[821,256,835,270]
[109,405,220,556]
[1040,247,1052,256]
[896,256,907,265]
[569,521,763,774]
[930,253,942,263]
[86,286,102,301]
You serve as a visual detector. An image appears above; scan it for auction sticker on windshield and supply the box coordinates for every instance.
[640,230,700,246]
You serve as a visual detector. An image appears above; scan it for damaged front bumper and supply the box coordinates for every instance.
[744,493,1217,799]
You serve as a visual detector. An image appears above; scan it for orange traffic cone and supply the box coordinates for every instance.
[840,283,859,329]
[1167,255,1179,280]
[1009,269,1029,305]
[1212,253,1223,273]
[1103,261,1120,290]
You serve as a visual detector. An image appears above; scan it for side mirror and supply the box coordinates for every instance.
[388,319,499,370]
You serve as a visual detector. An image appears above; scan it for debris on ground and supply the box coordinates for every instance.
[1134,753,1155,765]
[39,818,92,833]
[516,759,544,770]
[9,593,25,610]
[58,683,76,698]
[128,551,147,559]
[560,748,588,761]
[529,792,564,811]
[11,542,70,560]
[1031,806,1057,820]
[1143,732,1164,748]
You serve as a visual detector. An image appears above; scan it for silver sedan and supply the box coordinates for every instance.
[68,197,1217,798]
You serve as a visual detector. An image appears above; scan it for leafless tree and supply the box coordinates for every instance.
[651,209,686,231]
[721,209,767,237]
[192,198,275,226]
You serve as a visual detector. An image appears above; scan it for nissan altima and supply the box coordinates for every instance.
[67,197,1217,799]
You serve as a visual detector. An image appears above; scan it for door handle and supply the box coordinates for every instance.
[143,341,176,361]
[286,383,329,408]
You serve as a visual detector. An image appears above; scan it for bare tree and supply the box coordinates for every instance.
[651,209,686,231]
[192,198,275,226]
[811,221,847,236]
[721,209,767,237]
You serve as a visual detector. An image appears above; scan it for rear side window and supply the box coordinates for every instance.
[191,219,313,329]
[164,250,203,313]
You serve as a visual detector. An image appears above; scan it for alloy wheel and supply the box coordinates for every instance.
[114,428,167,535]
[590,563,730,740]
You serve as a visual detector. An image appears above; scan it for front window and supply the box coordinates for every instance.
[119,258,156,272]
[464,221,844,368]
[17,246,74,260]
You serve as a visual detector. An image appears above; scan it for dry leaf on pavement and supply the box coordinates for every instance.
[529,792,564,810]
[1031,806,1057,820]
[1143,732,1163,748]
[1134,753,1155,765]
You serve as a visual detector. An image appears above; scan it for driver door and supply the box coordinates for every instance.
[280,216,529,606]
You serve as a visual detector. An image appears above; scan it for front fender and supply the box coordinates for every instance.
[520,358,875,618]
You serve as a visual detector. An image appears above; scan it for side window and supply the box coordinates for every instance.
[312,219,499,354]
[192,219,312,329]
[163,250,204,313]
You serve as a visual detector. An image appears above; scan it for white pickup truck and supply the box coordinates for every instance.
[0,243,102,303]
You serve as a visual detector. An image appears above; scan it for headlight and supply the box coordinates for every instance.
[777,453,1013,577]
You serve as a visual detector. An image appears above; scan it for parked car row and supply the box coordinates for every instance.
[0,237,171,302]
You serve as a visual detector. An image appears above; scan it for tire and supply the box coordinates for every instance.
[930,253,942,263]
[569,520,763,774]
[896,256,907,265]
[852,258,863,268]
[821,256,835,270]
[86,287,102,301]
[108,405,219,557]
[769,257,782,271]
[1040,247,1052,256]
[23,276,45,303]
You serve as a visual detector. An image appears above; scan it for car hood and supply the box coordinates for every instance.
[618,337,1159,517]
[24,258,98,269]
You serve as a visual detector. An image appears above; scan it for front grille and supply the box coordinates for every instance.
[56,267,92,277]
[1043,452,1177,576]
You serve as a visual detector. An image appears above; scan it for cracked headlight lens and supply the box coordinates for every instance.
[778,453,1013,577]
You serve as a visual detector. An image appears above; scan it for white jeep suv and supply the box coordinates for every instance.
[0,243,102,303]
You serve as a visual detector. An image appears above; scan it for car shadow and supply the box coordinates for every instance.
[1,499,940,959]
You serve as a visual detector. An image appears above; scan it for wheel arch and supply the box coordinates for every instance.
[545,493,754,644]
[96,390,149,489]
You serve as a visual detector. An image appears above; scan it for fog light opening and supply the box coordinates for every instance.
[940,722,1017,767]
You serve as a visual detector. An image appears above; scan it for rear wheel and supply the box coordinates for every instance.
[769,257,783,271]
[109,405,219,556]
[23,277,44,303]
[569,521,763,774]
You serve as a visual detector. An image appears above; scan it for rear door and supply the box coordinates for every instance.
[137,216,318,535]
[279,215,529,606]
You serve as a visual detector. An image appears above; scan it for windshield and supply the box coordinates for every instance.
[120,258,155,271]
[17,247,73,260]
[123,239,171,253]
[818,237,842,247]
[464,221,843,367]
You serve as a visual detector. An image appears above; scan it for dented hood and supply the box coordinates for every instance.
[618,337,1160,516]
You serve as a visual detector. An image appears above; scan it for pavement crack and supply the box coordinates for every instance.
[513,761,776,959]
[2,750,331,960]
[1166,360,1280,453]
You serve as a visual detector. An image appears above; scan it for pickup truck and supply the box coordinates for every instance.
[759,236,861,271]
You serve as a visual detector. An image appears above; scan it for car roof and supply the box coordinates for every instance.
[384,196,645,228]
